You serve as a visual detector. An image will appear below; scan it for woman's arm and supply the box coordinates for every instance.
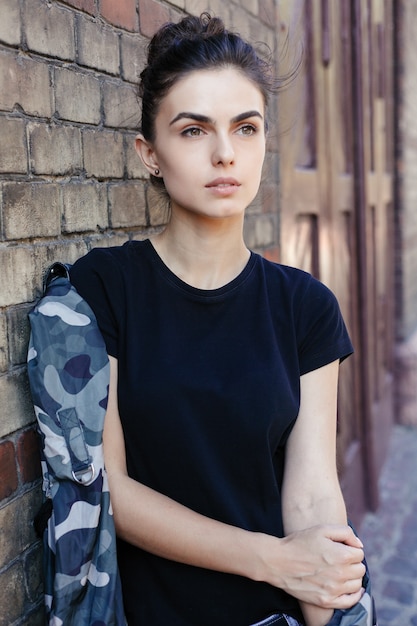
[282,360,363,626]
[104,356,365,610]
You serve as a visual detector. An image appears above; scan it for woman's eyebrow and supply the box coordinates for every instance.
[231,110,264,123]
[169,110,264,126]
[169,112,212,125]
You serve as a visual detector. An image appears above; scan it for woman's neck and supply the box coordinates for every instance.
[150,215,250,290]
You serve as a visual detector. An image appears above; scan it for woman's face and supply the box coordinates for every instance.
[138,68,267,222]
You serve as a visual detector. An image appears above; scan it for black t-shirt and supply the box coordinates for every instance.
[70,239,353,626]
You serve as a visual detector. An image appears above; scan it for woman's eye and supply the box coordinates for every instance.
[238,124,257,136]
[182,127,204,137]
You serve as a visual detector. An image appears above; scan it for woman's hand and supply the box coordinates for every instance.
[254,523,365,610]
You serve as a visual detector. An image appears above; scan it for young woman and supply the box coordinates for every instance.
[70,14,366,626]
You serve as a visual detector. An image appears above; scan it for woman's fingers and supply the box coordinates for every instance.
[264,525,367,609]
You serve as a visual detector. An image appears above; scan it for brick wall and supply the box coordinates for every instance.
[0,0,279,622]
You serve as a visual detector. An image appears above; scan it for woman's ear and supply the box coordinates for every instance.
[135,134,160,176]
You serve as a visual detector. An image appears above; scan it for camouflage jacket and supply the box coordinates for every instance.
[27,262,126,625]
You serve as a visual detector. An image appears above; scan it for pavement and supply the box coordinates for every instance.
[359,424,417,625]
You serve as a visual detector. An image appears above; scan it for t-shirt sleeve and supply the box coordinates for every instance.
[296,275,353,376]
[69,248,122,358]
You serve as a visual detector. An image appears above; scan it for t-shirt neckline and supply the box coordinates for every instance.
[142,238,257,299]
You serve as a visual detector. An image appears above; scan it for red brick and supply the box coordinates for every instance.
[62,0,96,15]
[0,441,18,501]
[100,0,138,31]
[138,0,170,38]
[17,430,41,485]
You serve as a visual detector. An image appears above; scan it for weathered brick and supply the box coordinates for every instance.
[138,0,171,38]
[23,0,75,61]
[0,245,36,307]
[168,0,186,10]
[100,0,138,31]
[0,561,26,624]
[55,67,101,124]
[0,313,8,373]
[3,182,61,240]
[125,133,149,179]
[120,32,147,83]
[62,182,108,233]
[103,80,140,129]
[0,117,27,175]
[89,232,130,249]
[20,602,45,626]
[33,239,89,278]
[0,440,18,501]
[7,304,32,367]
[184,0,209,18]
[0,487,41,567]
[108,181,147,227]
[0,0,22,45]
[17,429,42,484]
[0,50,52,118]
[0,370,35,438]
[83,129,124,179]
[77,15,120,75]
[29,123,82,176]
[168,6,184,23]
[39,129,69,179]
[24,543,44,605]
[207,0,227,20]
[243,213,275,249]
[145,184,169,226]
[62,0,96,15]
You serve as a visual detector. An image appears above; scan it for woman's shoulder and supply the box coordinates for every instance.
[71,239,148,276]
[256,256,344,325]
[258,255,329,297]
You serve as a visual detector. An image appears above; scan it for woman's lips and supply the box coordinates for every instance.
[205,178,241,195]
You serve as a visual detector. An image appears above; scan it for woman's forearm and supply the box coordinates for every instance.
[283,492,350,626]
[108,469,266,580]
[109,469,365,616]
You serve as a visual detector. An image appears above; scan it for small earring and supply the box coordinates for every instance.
[154,168,160,176]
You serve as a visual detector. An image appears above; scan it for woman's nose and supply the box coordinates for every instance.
[211,133,235,166]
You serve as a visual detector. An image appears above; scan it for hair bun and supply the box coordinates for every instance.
[146,13,226,64]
